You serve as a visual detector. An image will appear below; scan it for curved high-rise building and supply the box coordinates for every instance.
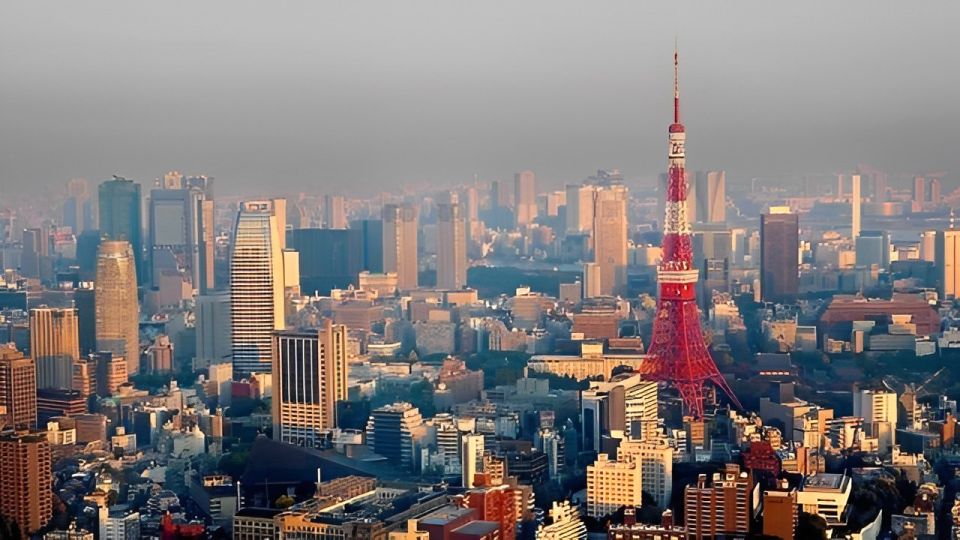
[95,241,140,375]
[230,200,285,377]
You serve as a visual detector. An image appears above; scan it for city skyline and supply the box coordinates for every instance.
[1,2,959,197]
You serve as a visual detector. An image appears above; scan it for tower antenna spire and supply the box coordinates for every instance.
[674,40,680,124]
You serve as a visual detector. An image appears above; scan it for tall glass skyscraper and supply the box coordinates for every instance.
[230,200,285,377]
[98,177,144,283]
[95,241,140,375]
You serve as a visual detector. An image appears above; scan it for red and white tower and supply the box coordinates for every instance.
[642,48,741,419]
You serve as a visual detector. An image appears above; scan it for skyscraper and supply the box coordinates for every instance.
[98,177,144,283]
[365,402,424,468]
[565,184,595,235]
[323,195,348,229]
[148,176,215,292]
[855,230,890,268]
[195,292,232,369]
[436,202,467,290]
[351,219,384,273]
[935,229,960,299]
[0,345,37,430]
[63,178,93,234]
[289,228,363,295]
[760,208,799,303]
[230,200,286,377]
[272,320,348,447]
[0,431,52,537]
[851,174,861,240]
[591,183,628,296]
[95,241,140,375]
[694,171,726,224]
[29,307,80,390]
[514,170,537,226]
[382,204,419,290]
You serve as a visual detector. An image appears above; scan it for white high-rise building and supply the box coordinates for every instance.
[586,455,642,518]
[853,388,898,454]
[460,432,484,488]
[230,200,286,377]
[617,438,675,508]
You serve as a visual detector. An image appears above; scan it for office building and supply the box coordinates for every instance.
[290,228,363,295]
[565,184,595,235]
[855,230,890,268]
[760,208,799,302]
[684,464,751,540]
[95,241,140,375]
[98,177,144,283]
[0,431,52,537]
[461,433,484,488]
[694,171,725,224]
[762,486,798,540]
[851,174,861,240]
[147,178,215,292]
[936,229,960,299]
[591,183,628,296]
[514,170,537,226]
[581,372,658,452]
[437,202,467,290]
[351,218,384,273]
[586,455,643,518]
[796,473,852,528]
[365,402,424,468]
[195,292,232,369]
[382,204,419,290]
[323,195,348,229]
[617,438,674,509]
[0,345,37,430]
[93,352,128,397]
[30,307,80,390]
[63,178,93,234]
[230,200,286,377]
[853,388,897,454]
[272,320,348,447]
[76,230,102,283]
[19,227,45,280]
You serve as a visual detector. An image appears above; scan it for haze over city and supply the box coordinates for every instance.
[5,3,960,540]
[2,1,959,196]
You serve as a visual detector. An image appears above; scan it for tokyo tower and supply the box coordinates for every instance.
[642,48,742,419]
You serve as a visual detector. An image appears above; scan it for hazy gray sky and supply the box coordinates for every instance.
[1,1,958,197]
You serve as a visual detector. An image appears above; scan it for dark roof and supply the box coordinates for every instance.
[240,436,402,486]
[453,521,500,536]
[234,507,282,519]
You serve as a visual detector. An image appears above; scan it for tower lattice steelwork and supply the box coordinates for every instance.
[642,49,742,419]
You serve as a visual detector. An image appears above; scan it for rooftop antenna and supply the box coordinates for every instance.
[673,38,680,124]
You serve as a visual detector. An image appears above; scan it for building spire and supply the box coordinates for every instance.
[674,41,680,124]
